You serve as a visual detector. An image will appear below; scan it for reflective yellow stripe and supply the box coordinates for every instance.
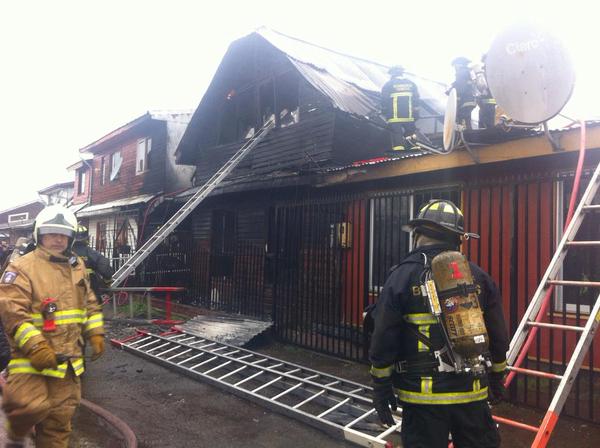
[480,98,496,104]
[370,365,394,378]
[8,358,69,378]
[14,323,42,349]
[389,92,414,123]
[397,387,489,404]
[418,325,430,352]
[473,379,481,391]
[70,358,85,376]
[404,313,437,325]
[491,361,507,373]
[421,377,433,393]
[30,309,87,327]
[85,313,104,332]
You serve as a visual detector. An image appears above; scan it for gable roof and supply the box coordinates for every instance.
[80,110,193,154]
[176,28,447,164]
[255,28,447,118]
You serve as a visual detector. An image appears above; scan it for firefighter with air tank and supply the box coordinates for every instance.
[381,65,420,153]
[0,205,105,448]
[369,199,509,447]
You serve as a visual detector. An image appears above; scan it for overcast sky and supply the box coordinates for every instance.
[1,0,597,211]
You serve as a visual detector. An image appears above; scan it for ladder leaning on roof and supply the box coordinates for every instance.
[110,119,276,287]
[501,155,600,447]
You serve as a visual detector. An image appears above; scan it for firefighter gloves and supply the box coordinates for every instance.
[372,376,397,427]
[488,371,507,405]
[28,341,58,371]
[89,334,105,361]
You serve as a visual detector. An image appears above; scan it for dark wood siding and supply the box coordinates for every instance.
[193,79,335,186]
[90,121,166,205]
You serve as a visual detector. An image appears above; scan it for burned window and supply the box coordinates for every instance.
[211,210,236,277]
[217,91,237,145]
[236,89,256,140]
[275,71,299,127]
[259,81,275,125]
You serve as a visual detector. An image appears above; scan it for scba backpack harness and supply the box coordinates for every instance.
[417,250,491,375]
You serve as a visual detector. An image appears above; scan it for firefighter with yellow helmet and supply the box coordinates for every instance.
[0,204,105,448]
[369,199,508,447]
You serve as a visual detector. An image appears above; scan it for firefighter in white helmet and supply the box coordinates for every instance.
[0,204,105,448]
[369,199,508,447]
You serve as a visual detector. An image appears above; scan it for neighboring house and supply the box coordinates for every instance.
[159,29,600,423]
[38,181,74,206]
[67,154,93,208]
[73,111,193,264]
[0,200,45,245]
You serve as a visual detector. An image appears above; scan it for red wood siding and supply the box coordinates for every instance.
[463,179,600,370]
[71,168,90,205]
[90,123,166,205]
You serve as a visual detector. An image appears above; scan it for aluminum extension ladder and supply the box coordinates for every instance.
[112,329,401,447]
[111,119,276,287]
[504,161,600,447]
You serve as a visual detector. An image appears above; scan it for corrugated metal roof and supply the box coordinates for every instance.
[256,28,447,121]
[181,314,272,347]
[76,194,155,218]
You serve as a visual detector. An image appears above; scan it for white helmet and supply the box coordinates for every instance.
[33,205,77,245]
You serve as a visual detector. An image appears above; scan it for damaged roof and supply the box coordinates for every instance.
[176,28,447,164]
[255,28,447,119]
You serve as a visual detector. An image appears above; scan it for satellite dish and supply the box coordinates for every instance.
[443,88,457,151]
[486,22,575,124]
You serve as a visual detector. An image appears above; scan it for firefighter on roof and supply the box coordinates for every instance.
[381,65,420,153]
[0,205,105,448]
[450,57,477,130]
[369,199,508,447]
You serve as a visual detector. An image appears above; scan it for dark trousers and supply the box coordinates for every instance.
[388,122,417,152]
[401,400,500,448]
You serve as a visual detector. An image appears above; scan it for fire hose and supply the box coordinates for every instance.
[0,375,137,448]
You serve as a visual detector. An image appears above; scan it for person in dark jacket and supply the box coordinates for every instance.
[449,57,477,130]
[71,225,114,298]
[369,199,509,448]
[381,65,420,153]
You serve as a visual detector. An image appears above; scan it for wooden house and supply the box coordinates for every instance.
[170,29,600,422]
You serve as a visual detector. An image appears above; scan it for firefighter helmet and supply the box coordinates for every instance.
[75,224,89,242]
[402,199,479,239]
[388,65,405,76]
[451,56,471,67]
[33,205,77,244]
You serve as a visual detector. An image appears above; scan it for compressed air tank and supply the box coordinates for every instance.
[431,251,489,359]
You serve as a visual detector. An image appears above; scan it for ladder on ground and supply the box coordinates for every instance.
[504,161,600,447]
[112,329,401,447]
[111,120,276,287]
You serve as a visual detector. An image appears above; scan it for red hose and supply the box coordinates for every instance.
[0,375,137,448]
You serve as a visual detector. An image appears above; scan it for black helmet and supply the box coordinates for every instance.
[75,224,89,242]
[388,65,405,76]
[402,199,479,239]
[451,56,471,67]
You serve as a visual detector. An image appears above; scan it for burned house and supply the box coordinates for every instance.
[149,29,599,422]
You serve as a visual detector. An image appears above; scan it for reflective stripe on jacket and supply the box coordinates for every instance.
[369,243,509,405]
[0,246,104,377]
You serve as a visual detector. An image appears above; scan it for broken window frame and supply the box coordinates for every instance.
[77,168,86,194]
[136,137,152,174]
[109,151,123,182]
